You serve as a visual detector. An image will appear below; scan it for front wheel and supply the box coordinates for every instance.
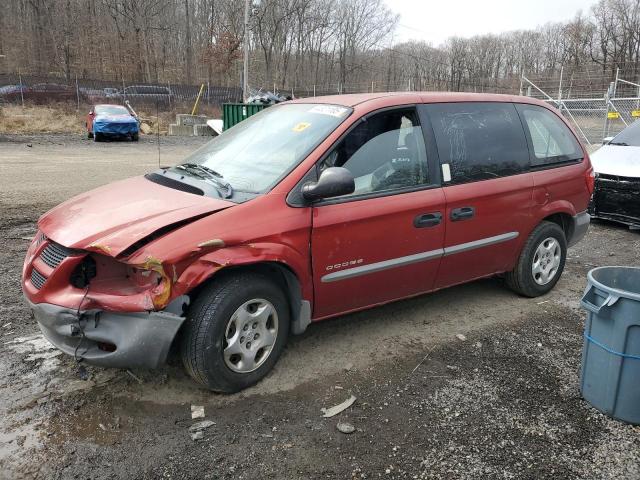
[180,273,290,392]
[131,133,139,141]
[505,221,567,297]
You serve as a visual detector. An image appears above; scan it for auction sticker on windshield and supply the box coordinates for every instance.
[309,105,350,117]
[292,122,311,132]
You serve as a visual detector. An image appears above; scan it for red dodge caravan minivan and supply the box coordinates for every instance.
[22,93,593,392]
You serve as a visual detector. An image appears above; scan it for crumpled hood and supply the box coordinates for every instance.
[591,145,640,177]
[94,113,137,124]
[39,175,233,257]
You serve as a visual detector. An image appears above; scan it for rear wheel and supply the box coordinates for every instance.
[180,273,290,392]
[93,132,102,142]
[131,133,139,141]
[505,221,567,297]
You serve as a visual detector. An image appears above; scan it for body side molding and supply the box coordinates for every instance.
[321,231,519,283]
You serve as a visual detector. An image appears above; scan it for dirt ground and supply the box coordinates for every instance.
[0,134,639,479]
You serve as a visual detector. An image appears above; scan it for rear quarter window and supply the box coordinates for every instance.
[426,102,530,184]
[516,104,583,167]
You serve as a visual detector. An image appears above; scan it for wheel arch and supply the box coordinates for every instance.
[532,199,578,243]
[541,212,574,243]
[184,261,312,336]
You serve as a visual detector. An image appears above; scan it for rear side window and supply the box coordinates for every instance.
[426,102,530,184]
[516,104,583,166]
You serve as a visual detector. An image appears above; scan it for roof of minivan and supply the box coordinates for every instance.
[288,91,548,108]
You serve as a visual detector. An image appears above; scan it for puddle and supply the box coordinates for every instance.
[0,421,43,460]
[4,333,56,356]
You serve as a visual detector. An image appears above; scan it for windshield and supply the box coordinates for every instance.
[95,105,129,115]
[176,103,352,193]
[611,120,640,146]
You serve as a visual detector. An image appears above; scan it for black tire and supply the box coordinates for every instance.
[93,132,101,142]
[505,221,567,297]
[180,273,290,393]
[131,133,139,141]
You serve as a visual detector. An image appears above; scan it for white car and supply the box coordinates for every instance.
[589,121,640,228]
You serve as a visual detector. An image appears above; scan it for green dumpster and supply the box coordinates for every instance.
[222,103,268,131]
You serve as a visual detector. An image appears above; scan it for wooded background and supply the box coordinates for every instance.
[1,0,639,95]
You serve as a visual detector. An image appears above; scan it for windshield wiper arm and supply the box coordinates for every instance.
[175,163,233,199]
[609,141,629,146]
[182,163,225,178]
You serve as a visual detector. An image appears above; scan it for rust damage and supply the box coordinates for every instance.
[196,238,225,249]
[136,256,173,310]
[87,242,112,255]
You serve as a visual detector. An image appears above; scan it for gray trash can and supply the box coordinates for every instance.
[580,266,640,425]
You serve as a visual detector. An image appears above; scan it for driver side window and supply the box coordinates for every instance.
[319,108,429,197]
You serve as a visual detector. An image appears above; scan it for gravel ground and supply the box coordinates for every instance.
[0,134,639,479]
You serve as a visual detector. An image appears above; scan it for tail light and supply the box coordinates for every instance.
[585,166,595,195]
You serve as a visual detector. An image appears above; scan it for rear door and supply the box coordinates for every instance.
[421,102,534,289]
[310,106,446,319]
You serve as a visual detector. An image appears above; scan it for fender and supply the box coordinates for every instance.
[509,199,581,255]
[171,242,313,334]
[174,241,309,292]
[533,200,577,228]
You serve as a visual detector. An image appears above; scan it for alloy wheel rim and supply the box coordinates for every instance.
[532,237,561,285]
[223,298,278,373]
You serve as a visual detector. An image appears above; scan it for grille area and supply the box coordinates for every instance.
[40,242,76,269]
[593,174,640,224]
[30,268,47,289]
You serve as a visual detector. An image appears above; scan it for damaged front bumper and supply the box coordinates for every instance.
[589,174,640,228]
[27,300,185,369]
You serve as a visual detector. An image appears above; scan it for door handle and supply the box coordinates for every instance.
[450,206,475,221]
[414,212,442,228]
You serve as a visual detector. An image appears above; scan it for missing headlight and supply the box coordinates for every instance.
[70,256,97,289]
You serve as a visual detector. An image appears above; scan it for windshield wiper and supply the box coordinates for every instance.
[175,163,233,199]
[609,141,629,146]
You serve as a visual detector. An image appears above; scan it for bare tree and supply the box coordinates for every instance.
[0,0,638,96]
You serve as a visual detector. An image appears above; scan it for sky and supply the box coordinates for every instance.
[388,0,595,46]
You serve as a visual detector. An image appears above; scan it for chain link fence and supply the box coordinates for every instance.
[3,65,639,143]
[521,64,640,145]
[0,73,241,112]
[0,72,517,112]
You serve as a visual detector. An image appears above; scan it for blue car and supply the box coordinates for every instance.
[87,104,139,141]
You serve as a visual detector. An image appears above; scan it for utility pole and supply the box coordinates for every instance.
[184,0,193,85]
[243,0,250,102]
[557,66,563,102]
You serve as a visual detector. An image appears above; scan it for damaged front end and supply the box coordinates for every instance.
[27,302,185,369]
[20,174,237,368]
[22,232,188,369]
[589,174,640,228]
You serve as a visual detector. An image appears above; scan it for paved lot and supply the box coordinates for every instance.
[0,134,639,479]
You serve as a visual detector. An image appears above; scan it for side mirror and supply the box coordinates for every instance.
[302,167,355,201]
[602,136,614,145]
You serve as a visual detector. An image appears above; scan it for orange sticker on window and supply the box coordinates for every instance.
[292,122,311,132]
